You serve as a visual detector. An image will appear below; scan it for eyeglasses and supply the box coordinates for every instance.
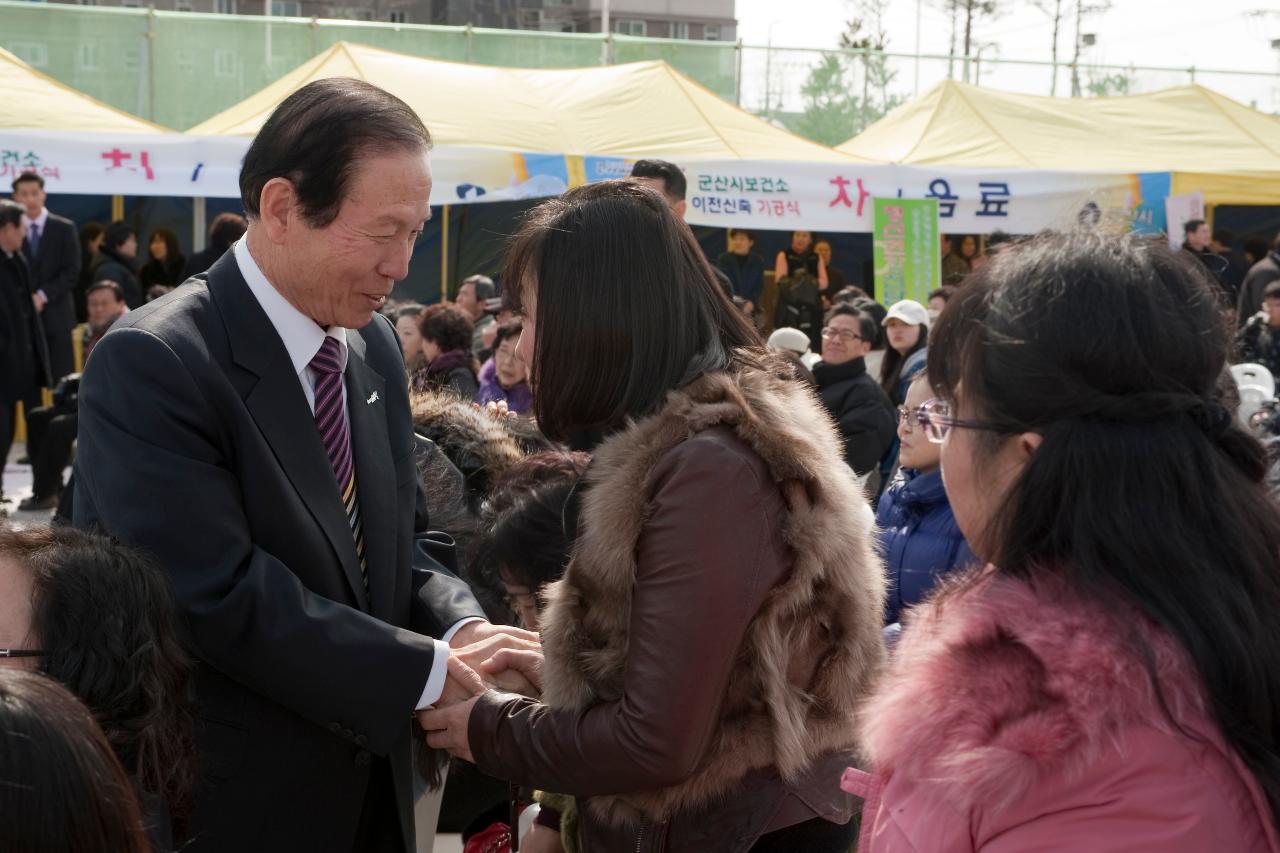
[0,649,44,659]
[913,398,1004,444]
[821,327,863,343]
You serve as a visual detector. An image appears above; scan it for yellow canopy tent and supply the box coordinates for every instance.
[0,46,167,133]
[839,80,1280,206]
[190,41,853,163]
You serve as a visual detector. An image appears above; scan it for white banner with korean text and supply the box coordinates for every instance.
[0,131,1141,235]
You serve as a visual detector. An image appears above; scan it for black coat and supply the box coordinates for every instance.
[1238,253,1280,326]
[92,248,143,308]
[182,245,231,280]
[0,251,40,402]
[22,212,80,335]
[73,252,486,852]
[813,357,897,480]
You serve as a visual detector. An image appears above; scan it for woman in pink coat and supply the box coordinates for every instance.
[845,229,1280,852]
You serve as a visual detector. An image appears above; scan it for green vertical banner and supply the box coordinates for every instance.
[873,198,940,305]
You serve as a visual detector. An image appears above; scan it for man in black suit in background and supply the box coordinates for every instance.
[0,199,41,511]
[74,79,536,852]
[12,173,79,384]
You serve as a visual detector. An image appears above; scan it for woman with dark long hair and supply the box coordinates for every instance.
[0,669,150,853]
[139,227,186,291]
[846,229,1280,850]
[420,181,886,852]
[878,299,929,405]
[0,527,196,850]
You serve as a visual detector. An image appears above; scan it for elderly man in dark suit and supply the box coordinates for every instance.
[74,79,536,852]
[12,173,79,384]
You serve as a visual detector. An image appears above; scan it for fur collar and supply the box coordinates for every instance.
[861,570,1209,812]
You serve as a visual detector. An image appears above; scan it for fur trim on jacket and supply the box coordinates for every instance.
[538,362,887,824]
[863,570,1247,813]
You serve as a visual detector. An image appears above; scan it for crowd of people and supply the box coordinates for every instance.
[3,76,1280,853]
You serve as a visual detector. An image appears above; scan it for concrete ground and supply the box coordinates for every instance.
[1,443,56,528]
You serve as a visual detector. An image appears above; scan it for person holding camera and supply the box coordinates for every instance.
[1236,280,1280,377]
[19,280,128,513]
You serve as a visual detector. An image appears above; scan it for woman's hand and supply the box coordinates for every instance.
[418,694,481,764]
[482,647,545,696]
[473,399,517,420]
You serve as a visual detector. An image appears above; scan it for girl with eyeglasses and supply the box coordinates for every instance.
[875,374,976,632]
[845,229,1280,851]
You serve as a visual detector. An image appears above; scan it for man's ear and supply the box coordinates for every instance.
[257,178,298,245]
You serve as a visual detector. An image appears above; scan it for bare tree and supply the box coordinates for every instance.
[1071,0,1112,96]
[1033,0,1066,95]
[934,0,1000,81]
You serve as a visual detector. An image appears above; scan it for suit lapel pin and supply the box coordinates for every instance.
[366,391,379,405]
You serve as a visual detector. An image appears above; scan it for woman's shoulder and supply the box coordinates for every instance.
[862,572,1219,812]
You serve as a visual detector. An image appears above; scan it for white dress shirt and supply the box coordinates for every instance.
[21,206,49,300]
[234,239,477,709]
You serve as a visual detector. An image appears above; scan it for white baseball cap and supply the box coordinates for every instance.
[767,327,812,356]
[883,300,930,328]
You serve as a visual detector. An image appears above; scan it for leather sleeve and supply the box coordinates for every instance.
[73,326,440,757]
[469,432,790,796]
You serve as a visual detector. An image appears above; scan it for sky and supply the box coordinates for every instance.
[733,0,1280,113]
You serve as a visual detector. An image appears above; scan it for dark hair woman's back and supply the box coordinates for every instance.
[929,228,1280,820]
[0,668,149,853]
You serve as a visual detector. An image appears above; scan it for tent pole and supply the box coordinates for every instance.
[112,195,124,220]
[193,197,207,252]
[441,205,450,303]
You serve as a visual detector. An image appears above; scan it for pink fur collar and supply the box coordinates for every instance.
[860,570,1209,811]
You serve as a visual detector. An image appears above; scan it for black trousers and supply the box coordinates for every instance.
[0,400,14,499]
[46,327,74,385]
[353,756,405,853]
[29,407,76,499]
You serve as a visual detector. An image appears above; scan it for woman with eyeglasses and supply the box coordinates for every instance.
[844,230,1280,851]
[812,304,898,493]
[0,526,195,852]
[875,374,976,629]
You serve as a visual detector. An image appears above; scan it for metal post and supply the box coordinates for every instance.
[193,197,207,252]
[601,0,612,65]
[145,6,156,121]
[734,38,743,106]
[465,24,473,64]
[440,205,450,303]
[264,0,272,71]
[914,0,922,95]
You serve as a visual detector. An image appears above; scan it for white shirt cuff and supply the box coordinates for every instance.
[442,616,487,644]
[416,618,488,710]
[417,639,453,710]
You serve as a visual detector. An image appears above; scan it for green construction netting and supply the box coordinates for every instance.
[0,1,739,130]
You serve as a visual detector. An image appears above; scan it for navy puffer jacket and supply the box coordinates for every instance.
[876,467,977,625]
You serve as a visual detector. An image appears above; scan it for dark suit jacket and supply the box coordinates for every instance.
[0,251,39,402]
[74,251,486,852]
[23,212,79,334]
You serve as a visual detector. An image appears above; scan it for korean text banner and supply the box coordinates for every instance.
[680,163,1135,235]
[1,131,1140,237]
[874,198,940,305]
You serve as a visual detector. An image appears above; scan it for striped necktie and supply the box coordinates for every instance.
[309,336,368,590]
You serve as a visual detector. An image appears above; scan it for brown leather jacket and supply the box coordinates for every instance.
[469,366,885,852]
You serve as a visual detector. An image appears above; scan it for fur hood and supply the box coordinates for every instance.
[409,390,538,506]
[861,570,1214,812]
[539,362,886,822]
